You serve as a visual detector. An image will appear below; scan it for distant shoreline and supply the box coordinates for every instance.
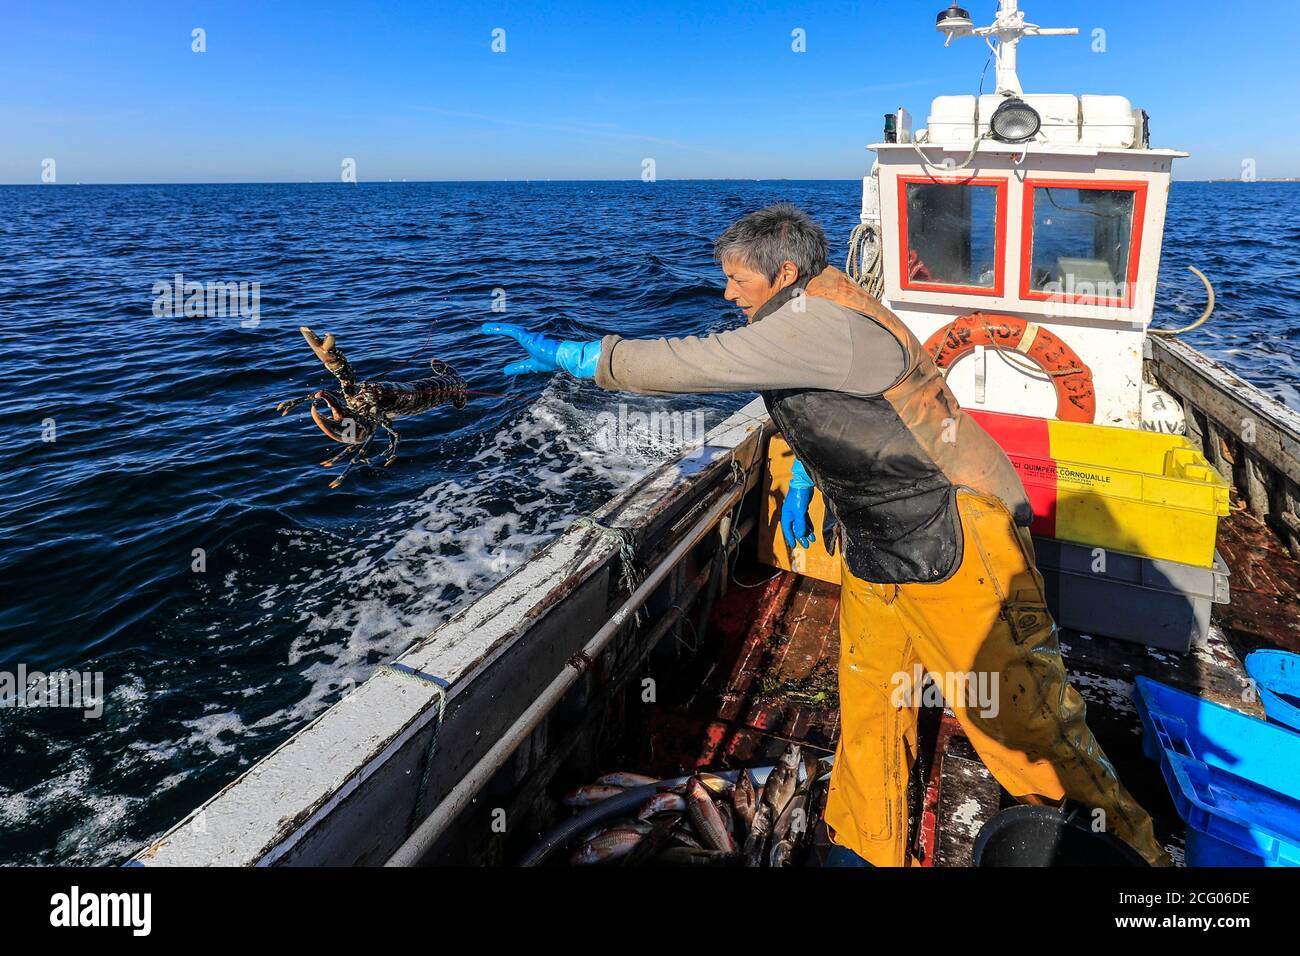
[3,178,1299,187]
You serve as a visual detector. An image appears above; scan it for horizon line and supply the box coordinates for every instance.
[3,176,1291,187]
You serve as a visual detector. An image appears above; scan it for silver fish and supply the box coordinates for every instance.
[769,836,793,867]
[562,784,626,807]
[772,791,806,843]
[762,744,802,818]
[620,814,681,867]
[743,804,773,868]
[655,846,742,867]
[685,777,737,853]
[672,820,704,849]
[801,752,822,792]
[569,822,652,865]
[576,818,626,846]
[732,770,757,831]
[718,800,735,839]
[595,771,660,789]
[636,791,687,821]
[697,772,734,796]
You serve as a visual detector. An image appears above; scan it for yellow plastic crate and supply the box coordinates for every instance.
[970,411,1231,568]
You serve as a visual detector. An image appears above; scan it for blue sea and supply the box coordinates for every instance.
[2,180,1298,865]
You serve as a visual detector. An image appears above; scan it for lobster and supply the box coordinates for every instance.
[276,326,467,487]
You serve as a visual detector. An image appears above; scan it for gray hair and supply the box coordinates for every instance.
[712,203,828,283]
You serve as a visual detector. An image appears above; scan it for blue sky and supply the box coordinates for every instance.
[3,0,1294,183]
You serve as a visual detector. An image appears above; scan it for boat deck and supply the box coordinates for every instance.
[1214,504,1300,657]
[627,568,841,775]
[625,502,1299,866]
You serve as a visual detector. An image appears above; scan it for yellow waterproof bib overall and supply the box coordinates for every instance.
[823,489,1171,867]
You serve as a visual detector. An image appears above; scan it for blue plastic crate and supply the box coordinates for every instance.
[1133,677,1300,867]
[1245,650,1300,732]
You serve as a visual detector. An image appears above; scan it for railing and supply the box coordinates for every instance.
[1148,336,1300,557]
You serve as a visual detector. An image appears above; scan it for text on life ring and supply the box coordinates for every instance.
[922,313,1097,423]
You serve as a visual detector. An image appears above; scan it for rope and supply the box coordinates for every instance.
[722,444,787,589]
[930,317,1088,382]
[717,460,750,599]
[380,662,449,832]
[728,543,784,589]
[569,516,645,625]
[977,37,997,98]
[669,606,700,653]
[569,447,759,634]
[845,222,885,299]
[909,133,988,174]
[986,340,1084,379]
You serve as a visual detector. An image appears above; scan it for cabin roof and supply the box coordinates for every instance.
[869,143,1189,159]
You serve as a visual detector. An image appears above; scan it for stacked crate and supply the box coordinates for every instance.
[759,412,1232,652]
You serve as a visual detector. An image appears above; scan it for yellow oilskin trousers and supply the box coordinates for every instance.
[824,490,1171,867]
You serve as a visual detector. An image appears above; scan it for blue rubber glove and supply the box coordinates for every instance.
[480,323,601,379]
[781,458,817,550]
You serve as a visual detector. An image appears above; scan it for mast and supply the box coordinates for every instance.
[936,0,1078,94]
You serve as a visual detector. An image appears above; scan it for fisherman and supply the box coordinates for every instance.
[482,203,1171,867]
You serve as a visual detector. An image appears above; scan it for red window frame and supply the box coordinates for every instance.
[896,174,1008,298]
[1019,178,1148,308]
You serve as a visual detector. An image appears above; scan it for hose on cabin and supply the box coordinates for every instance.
[1151,266,1215,337]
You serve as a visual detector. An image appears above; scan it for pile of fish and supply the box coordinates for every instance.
[563,744,824,866]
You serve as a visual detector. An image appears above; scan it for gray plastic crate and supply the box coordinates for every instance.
[1031,536,1230,654]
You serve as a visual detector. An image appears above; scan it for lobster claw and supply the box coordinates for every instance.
[301,327,342,366]
[309,391,374,445]
[300,326,358,392]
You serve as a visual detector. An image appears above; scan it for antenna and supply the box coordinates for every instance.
[935,0,1078,94]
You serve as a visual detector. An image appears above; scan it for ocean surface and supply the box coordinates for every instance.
[2,180,1297,865]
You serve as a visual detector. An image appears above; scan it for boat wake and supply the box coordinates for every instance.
[0,379,738,865]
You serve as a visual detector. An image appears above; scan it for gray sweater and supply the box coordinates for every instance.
[594,296,907,397]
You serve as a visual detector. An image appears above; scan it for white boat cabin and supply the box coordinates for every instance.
[861,1,1188,430]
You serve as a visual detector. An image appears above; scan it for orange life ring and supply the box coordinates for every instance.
[922,312,1097,423]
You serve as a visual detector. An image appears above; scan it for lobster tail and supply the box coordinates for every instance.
[430,358,468,409]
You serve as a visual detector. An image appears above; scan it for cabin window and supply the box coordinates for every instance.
[1021,180,1147,307]
[897,177,1007,297]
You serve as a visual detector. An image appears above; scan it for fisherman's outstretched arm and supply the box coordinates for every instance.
[593,304,853,394]
[483,300,904,396]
